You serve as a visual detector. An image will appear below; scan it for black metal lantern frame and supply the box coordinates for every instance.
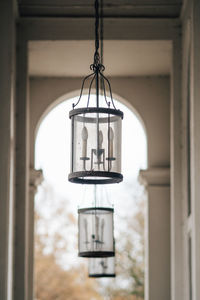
[68,0,123,185]
[78,206,115,258]
[88,257,116,278]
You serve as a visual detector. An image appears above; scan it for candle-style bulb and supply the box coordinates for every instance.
[81,126,88,157]
[101,258,108,271]
[99,130,103,149]
[84,218,88,247]
[101,218,105,244]
[108,127,114,158]
[95,215,100,241]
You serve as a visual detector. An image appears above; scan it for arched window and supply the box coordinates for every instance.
[34,94,147,299]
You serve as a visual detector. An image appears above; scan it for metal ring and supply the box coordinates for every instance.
[69,107,123,119]
[68,171,123,184]
[89,274,116,278]
[79,251,115,258]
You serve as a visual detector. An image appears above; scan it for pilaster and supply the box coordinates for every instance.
[14,27,29,300]
[28,168,43,300]
[139,167,170,300]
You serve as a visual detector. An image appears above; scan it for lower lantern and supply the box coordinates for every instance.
[88,257,116,277]
[78,207,114,257]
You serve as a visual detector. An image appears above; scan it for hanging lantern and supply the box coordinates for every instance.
[68,0,123,184]
[88,257,116,278]
[78,206,114,257]
[78,186,115,258]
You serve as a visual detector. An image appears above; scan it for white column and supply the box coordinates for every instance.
[14,27,30,300]
[191,0,200,298]
[29,168,43,300]
[170,35,184,300]
[139,168,170,300]
[0,1,16,299]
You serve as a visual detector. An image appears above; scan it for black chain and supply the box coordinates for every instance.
[100,0,104,66]
[94,0,100,66]
[100,0,105,100]
[73,0,115,109]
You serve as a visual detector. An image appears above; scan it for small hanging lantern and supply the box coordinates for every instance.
[78,207,114,257]
[88,257,116,278]
[68,0,123,184]
[78,186,114,257]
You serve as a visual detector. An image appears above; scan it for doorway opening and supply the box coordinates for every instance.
[34,94,147,299]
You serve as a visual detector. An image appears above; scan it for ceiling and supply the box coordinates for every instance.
[18,0,182,18]
[29,40,172,77]
[24,1,178,77]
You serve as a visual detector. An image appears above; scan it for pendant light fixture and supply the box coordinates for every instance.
[78,186,115,257]
[68,0,123,184]
[88,257,116,277]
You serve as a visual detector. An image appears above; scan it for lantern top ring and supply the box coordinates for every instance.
[69,107,123,119]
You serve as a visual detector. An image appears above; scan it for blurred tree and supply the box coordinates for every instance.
[35,239,102,300]
[34,180,145,300]
[34,181,103,300]
[100,191,145,300]
[118,202,145,298]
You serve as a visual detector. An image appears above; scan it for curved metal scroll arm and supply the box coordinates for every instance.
[87,74,97,108]
[73,72,95,108]
[100,75,110,107]
[73,65,117,110]
[100,72,116,110]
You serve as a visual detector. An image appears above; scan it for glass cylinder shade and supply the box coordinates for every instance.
[69,107,123,184]
[88,257,115,278]
[78,207,114,257]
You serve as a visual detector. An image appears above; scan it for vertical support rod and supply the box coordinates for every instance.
[96,70,100,168]
[96,69,99,108]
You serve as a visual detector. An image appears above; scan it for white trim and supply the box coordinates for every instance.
[139,167,170,186]
[181,13,192,300]
[190,0,200,298]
